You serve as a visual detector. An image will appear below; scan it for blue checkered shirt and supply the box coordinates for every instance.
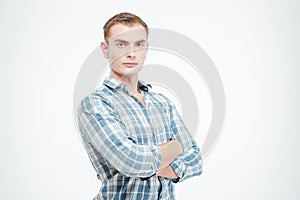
[77,77,202,200]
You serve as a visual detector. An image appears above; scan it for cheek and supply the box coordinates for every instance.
[137,49,147,58]
[109,50,124,63]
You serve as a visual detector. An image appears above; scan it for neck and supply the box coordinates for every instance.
[109,71,139,93]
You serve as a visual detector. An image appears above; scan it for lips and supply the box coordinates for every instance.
[123,62,138,67]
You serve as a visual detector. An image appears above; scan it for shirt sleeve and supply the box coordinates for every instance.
[77,93,162,178]
[163,95,203,182]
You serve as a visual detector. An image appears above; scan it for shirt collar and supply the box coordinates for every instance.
[103,77,151,92]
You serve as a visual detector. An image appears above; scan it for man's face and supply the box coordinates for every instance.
[101,23,148,78]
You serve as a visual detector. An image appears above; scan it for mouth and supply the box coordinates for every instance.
[123,62,138,67]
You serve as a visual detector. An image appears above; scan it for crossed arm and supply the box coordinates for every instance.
[156,94,202,181]
[157,140,182,179]
[78,94,202,182]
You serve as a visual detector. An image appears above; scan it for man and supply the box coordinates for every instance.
[77,12,202,200]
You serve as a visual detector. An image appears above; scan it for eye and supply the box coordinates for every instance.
[116,42,126,48]
[136,42,146,48]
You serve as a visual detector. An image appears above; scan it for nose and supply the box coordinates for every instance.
[126,45,136,59]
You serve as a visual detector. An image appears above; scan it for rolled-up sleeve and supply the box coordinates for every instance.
[77,94,162,178]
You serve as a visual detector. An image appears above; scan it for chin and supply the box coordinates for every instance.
[122,67,142,77]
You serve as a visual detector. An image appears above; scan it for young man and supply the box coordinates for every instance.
[77,12,202,200]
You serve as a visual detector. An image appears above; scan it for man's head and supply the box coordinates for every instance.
[101,12,149,79]
[103,12,148,42]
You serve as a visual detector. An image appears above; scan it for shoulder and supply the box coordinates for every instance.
[78,85,114,112]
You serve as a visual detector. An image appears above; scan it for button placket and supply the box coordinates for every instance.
[145,104,157,144]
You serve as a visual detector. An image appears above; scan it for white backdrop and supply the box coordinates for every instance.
[1,0,299,199]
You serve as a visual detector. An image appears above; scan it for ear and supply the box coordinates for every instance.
[101,41,109,58]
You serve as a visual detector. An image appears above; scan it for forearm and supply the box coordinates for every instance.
[158,140,183,170]
[157,166,179,179]
[170,143,202,182]
[157,142,202,181]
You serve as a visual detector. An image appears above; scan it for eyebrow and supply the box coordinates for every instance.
[135,39,147,43]
[113,39,146,43]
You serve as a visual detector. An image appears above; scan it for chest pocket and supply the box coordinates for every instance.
[116,106,152,145]
[115,102,173,145]
[147,103,173,144]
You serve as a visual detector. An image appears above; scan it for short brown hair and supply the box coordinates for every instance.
[103,12,148,41]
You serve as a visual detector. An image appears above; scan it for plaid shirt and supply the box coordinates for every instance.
[77,77,202,200]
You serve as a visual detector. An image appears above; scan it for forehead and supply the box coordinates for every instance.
[107,23,147,43]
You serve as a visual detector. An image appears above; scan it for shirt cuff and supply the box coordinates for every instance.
[151,145,162,172]
[170,157,185,183]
